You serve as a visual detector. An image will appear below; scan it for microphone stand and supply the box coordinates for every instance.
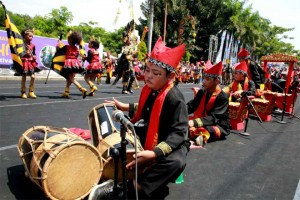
[110,147,120,199]
[109,124,128,200]
[276,86,287,124]
[120,124,128,199]
[241,94,263,136]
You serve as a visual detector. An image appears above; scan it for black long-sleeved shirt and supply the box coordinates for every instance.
[129,86,189,159]
[186,88,230,136]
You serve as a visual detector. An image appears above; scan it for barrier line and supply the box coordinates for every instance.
[294,179,300,200]
[0,91,193,108]
[0,144,17,151]
[0,95,139,108]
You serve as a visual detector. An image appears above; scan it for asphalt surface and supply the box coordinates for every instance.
[0,77,300,200]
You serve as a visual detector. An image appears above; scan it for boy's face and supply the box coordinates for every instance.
[144,63,173,90]
[238,57,246,62]
[202,76,219,91]
[234,71,245,81]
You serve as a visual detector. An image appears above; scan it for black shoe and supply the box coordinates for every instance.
[127,90,134,94]
[88,179,114,200]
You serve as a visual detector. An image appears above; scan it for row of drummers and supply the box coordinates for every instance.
[193,60,298,131]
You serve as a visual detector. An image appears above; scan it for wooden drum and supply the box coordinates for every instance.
[251,98,270,114]
[18,126,103,200]
[229,102,241,120]
[88,103,144,182]
[229,98,249,130]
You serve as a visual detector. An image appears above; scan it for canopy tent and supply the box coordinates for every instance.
[261,53,298,93]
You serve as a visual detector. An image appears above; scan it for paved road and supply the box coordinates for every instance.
[1,78,300,200]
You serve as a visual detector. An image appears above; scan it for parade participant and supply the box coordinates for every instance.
[83,37,102,96]
[19,28,40,99]
[58,31,87,98]
[225,63,233,85]
[133,60,141,89]
[89,37,189,199]
[187,61,230,147]
[111,21,138,94]
[174,64,183,86]
[104,52,113,84]
[222,61,256,102]
[238,48,265,89]
[121,28,138,94]
[193,62,201,84]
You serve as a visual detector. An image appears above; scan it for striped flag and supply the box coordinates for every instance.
[1,2,26,73]
[51,41,67,78]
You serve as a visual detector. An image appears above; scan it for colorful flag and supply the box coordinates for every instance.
[50,41,67,78]
[215,30,226,63]
[1,2,26,73]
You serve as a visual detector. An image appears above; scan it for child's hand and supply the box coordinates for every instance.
[105,97,129,111]
[126,150,156,170]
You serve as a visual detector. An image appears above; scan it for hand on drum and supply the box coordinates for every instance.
[126,150,157,170]
[105,97,129,111]
[233,90,243,99]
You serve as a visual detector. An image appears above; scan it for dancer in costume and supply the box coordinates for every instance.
[19,28,40,99]
[104,52,113,84]
[121,29,138,94]
[90,37,189,200]
[222,61,256,102]
[57,31,87,98]
[133,60,141,89]
[83,37,102,96]
[187,62,230,147]
[113,21,138,94]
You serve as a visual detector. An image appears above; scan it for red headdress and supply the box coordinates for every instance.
[205,60,213,68]
[203,61,222,78]
[235,61,248,75]
[148,37,185,71]
[238,48,250,58]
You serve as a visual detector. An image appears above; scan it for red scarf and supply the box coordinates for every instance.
[131,80,174,150]
[192,86,221,119]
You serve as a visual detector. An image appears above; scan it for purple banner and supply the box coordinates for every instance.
[0,30,88,69]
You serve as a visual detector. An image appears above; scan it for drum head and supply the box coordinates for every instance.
[42,142,102,200]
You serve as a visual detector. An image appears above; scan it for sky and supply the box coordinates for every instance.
[247,0,300,50]
[2,0,300,50]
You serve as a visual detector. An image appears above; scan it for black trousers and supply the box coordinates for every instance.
[136,145,189,198]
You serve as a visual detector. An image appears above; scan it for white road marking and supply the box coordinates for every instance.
[0,144,17,151]
[294,179,300,200]
[0,91,193,108]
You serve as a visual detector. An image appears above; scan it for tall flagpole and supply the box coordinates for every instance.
[163,0,168,44]
[147,0,154,53]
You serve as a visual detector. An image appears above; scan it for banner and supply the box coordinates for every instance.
[231,40,239,65]
[223,32,230,63]
[215,30,226,63]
